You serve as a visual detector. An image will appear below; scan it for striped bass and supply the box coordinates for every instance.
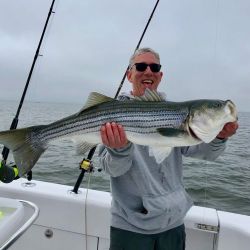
[0,89,237,177]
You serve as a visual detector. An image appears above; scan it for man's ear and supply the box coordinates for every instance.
[126,70,132,82]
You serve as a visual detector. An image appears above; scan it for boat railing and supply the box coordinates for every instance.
[0,200,39,250]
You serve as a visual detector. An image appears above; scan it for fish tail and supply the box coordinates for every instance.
[0,125,47,176]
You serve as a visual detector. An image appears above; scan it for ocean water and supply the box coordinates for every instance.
[0,100,249,216]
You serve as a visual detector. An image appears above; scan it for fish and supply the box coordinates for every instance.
[0,89,237,177]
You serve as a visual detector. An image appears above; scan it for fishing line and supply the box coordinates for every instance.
[79,2,161,245]
[210,0,220,91]
[199,0,220,222]
[1,0,57,160]
[0,0,57,183]
[202,154,209,218]
[72,0,161,194]
[84,170,92,250]
[38,0,60,57]
[213,0,220,65]
[114,0,160,99]
[203,0,220,219]
[28,0,60,101]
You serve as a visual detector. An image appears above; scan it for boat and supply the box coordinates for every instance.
[0,178,250,250]
[1,1,250,249]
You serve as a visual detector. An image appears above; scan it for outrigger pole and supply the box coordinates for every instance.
[72,0,161,193]
[0,0,56,183]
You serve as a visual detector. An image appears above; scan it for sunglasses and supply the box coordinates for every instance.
[132,63,161,73]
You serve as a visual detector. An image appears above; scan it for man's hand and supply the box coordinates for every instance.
[101,122,128,148]
[217,121,239,139]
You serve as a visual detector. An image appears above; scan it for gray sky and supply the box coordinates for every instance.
[0,0,249,111]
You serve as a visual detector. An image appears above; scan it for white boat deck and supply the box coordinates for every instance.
[0,178,249,250]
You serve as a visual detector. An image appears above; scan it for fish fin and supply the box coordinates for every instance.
[0,126,47,177]
[149,146,172,163]
[134,89,165,102]
[74,140,98,155]
[157,127,185,137]
[78,92,114,113]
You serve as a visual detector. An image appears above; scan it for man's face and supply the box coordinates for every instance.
[127,52,163,96]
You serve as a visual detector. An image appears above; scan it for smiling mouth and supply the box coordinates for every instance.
[142,80,153,85]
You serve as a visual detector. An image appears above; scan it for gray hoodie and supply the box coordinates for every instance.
[98,93,227,234]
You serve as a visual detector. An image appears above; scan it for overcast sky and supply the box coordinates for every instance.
[0,0,249,112]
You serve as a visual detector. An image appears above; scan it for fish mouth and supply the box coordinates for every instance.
[226,100,238,121]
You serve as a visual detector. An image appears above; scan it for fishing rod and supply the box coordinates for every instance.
[72,0,160,193]
[0,0,56,183]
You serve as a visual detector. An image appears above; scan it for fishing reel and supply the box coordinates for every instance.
[0,160,19,183]
[72,158,94,194]
[0,155,33,183]
[79,158,94,173]
[79,158,102,173]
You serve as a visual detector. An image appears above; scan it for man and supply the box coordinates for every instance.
[98,48,238,250]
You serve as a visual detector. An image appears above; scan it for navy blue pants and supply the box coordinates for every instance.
[110,224,186,250]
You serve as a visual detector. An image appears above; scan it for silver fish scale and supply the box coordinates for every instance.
[37,101,189,141]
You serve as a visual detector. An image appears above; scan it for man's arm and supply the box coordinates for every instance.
[181,121,238,160]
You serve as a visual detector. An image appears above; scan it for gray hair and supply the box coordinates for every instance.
[129,47,160,67]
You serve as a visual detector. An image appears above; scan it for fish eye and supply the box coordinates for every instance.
[211,102,222,109]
